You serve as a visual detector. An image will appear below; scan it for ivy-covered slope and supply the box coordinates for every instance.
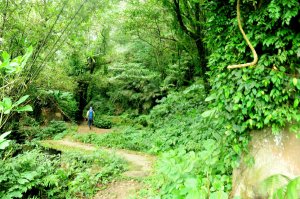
[206,0,300,133]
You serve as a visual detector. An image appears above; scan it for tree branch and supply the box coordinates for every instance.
[172,0,198,39]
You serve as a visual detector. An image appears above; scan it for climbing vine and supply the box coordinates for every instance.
[227,0,258,69]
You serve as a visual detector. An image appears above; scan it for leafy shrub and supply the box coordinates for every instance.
[0,149,58,198]
[0,148,126,199]
[135,115,149,127]
[106,63,161,114]
[52,130,69,140]
[107,115,135,127]
[19,116,40,127]
[19,120,68,140]
[94,116,112,129]
[84,95,115,116]
[148,148,231,198]
[37,121,67,139]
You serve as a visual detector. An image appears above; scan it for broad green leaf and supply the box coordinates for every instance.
[2,51,10,62]
[209,191,228,199]
[294,99,299,108]
[186,190,203,199]
[3,97,12,114]
[14,95,30,106]
[0,131,11,140]
[20,46,33,68]
[201,109,216,118]
[0,139,10,149]
[0,102,3,111]
[249,119,253,126]
[9,62,19,67]
[293,78,298,86]
[0,132,11,150]
[205,93,216,102]
[287,177,300,199]
[16,105,33,112]
[184,178,198,188]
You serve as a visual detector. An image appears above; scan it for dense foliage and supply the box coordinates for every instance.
[206,0,300,133]
[74,81,246,197]
[0,148,125,198]
[18,120,68,141]
[1,0,299,198]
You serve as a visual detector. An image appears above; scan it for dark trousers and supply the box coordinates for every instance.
[88,119,93,128]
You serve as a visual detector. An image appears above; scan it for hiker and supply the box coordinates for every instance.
[86,107,95,129]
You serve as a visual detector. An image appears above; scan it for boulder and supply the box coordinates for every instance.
[232,127,300,198]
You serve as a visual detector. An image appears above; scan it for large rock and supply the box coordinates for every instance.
[41,108,64,124]
[232,128,300,198]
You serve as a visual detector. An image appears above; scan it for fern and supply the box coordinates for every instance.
[260,175,300,198]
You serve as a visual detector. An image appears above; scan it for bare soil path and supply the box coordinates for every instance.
[77,123,112,134]
[45,124,154,199]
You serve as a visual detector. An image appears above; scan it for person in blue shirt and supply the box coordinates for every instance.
[86,107,95,129]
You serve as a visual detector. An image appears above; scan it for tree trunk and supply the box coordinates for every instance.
[195,38,210,93]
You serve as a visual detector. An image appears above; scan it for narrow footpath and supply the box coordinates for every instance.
[44,124,155,199]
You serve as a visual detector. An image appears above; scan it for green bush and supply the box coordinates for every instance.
[94,117,112,129]
[0,149,58,198]
[37,121,67,139]
[144,147,231,199]
[19,116,40,127]
[135,115,149,127]
[84,95,115,116]
[0,148,126,198]
[19,120,68,140]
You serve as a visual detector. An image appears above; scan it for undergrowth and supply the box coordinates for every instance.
[18,120,71,141]
[72,82,247,197]
[0,144,126,199]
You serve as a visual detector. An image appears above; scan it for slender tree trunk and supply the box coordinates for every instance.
[172,0,210,93]
[76,80,88,121]
[195,38,210,93]
[0,0,9,38]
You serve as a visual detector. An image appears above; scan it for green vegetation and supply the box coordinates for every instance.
[1,0,299,198]
[94,115,112,129]
[19,120,68,140]
[0,147,126,198]
[73,82,242,197]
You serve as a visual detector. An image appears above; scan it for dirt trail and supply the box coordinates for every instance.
[93,180,141,199]
[46,124,154,199]
[77,124,111,134]
[49,139,153,177]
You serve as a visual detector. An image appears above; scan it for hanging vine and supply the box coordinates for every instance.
[227,0,258,69]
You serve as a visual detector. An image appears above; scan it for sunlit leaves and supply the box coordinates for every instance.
[0,47,32,75]
[0,131,11,150]
[292,78,298,86]
[0,95,32,115]
[15,105,33,112]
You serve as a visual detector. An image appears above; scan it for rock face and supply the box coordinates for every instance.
[232,128,300,198]
[41,108,64,124]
